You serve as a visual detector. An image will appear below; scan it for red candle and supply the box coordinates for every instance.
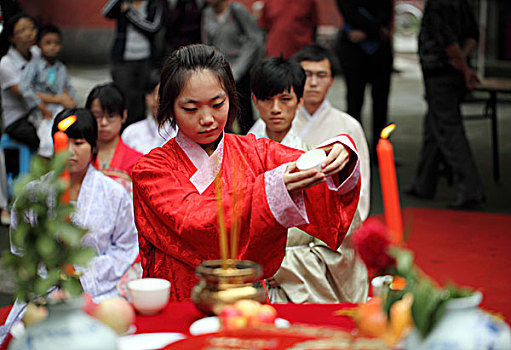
[53,116,77,203]
[376,124,403,243]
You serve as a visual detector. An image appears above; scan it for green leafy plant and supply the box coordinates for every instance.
[2,153,95,303]
[353,218,474,339]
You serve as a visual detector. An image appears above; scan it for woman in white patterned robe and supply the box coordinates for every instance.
[0,109,138,344]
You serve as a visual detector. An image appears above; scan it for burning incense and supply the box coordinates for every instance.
[214,173,229,269]
[230,156,244,264]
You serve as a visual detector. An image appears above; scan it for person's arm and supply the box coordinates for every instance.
[261,134,360,251]
[445,43,479,90]
[461,38,477,59]
[18,63,53,119]
[125,1,163,34]
[62,65,78,102]
[229,3,264,81]
[102,0,123,19]
[77,188,138,300]
[336,0,389,40]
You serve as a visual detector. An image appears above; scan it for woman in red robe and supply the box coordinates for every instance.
[132,44,361,301]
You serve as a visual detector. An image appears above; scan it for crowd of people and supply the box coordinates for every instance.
[0,0,484,343]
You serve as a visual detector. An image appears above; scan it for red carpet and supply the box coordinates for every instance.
[394,207,511,323]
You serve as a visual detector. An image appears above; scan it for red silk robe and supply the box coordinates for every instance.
[132,132,360,301]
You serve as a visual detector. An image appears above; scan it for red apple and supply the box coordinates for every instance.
[82,293,98,317]
[233,299,261,320]
[253,304,277,326]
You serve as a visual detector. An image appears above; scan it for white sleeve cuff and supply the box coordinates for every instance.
[264,163,309,228]
[318,134,360,195]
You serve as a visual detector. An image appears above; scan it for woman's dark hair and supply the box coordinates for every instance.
[37,24,62,43]
[4,12,35,39]
[157,44,239,129]
[291,44,339,77]
[250,56,306,101]
[85,83,126,117]
[52,108,98,161]
[3,12,36,44]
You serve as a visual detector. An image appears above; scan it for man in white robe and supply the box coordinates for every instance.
[248,56,368,304]
[292,44,371,220]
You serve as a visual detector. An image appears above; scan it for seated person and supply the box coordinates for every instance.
[1,108,139,342]
[249,56,368,303]
[121,80,177,154]
[19,24,77,157]
[0,13,43,152]
[85,83,143,195]
[132,44,361,302]
[292,44,371,220]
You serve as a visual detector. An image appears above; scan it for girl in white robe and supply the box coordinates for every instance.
[0,108,138,344]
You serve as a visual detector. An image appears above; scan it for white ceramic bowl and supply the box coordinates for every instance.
[296,149,327,172]
[127,278,171,315]
[371,275,393,297]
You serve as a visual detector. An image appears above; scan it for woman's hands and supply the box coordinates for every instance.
[284,143,351,192]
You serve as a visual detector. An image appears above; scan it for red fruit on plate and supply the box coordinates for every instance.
[254,305,277,325]
[93,297,135,335]
[233,299,261,319]
[219,305,242,318]
[223,315,248,330]
[82,293,98,317]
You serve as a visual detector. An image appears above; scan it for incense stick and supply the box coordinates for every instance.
[214,173,229,269]
[230,156,244,265]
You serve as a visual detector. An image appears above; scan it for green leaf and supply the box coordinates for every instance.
[445,282,473,299]
[383,288,407,318]
[36,235,58,261]
[55,204,75,221]
[50,152,70,177]
[411,280,448,338]
[31,156,49,177]
[68,247,95,266]
[389,247,414,275]
[11,222,29,247]
[58,223,86,247]
[34,269,61,295]
[62,278,83,297]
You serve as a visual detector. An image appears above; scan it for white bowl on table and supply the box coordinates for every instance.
[127,278,170,315]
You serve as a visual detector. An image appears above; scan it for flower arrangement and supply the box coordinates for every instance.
[1,153,95,303]
[347,218,473,344]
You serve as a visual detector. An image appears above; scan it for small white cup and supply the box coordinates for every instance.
[371,275,394,297]
[127,278,171,315]
[296,149,327,172]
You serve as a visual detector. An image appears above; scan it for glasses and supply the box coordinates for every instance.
[305,71,331,80]
[93,112,121,123]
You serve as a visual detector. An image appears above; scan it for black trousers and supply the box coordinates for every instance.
[411,73,484,202]
[338,39,393,160]
[4,116,39,177]
[111,59,151,129]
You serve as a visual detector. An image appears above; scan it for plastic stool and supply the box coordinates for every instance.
[1,134,33,195]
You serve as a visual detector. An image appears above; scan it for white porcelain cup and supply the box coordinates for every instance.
[127,278,171,315]
[296,149,327,172]
[371,275,394,297]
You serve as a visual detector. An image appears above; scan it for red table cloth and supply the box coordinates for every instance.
[134,302,357,335]
[1,302,357,349]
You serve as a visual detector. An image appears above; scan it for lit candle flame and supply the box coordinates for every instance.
[380,123,396,139]
[57,115,77,132]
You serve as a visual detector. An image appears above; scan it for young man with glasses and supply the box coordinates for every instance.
[292,44,371,220]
